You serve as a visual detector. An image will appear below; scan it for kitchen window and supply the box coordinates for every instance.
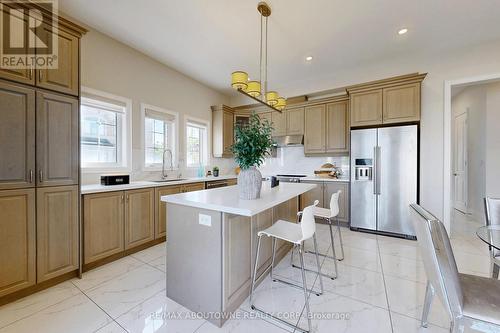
[80,88,131,171]
[142,104,178,170]
[186,120,208,167]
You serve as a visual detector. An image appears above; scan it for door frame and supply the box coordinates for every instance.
[452,111,468,213]
[443,73,500,232]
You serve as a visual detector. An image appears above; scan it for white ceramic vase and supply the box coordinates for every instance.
[237,166,262,200]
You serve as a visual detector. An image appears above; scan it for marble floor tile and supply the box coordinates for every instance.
[148,255,167,273]
[194,310,287,333]
[116,290,205,333]
[0,294,111,333]
[72,256,145,291]
[131,242,167,263]
[273,251,324,289]
[95,321,127,333]
[377,237,422,261]
[320,261,388,308]
[380,253,427,283]
[384,275,450,329]
[390,312,449,333]
[85,264,166,319]
[296,290,393,333]
[332,245,382,272]
[453,251,492,277]
[0,281,81,329]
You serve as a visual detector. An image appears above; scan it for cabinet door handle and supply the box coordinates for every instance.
[121,195,124,203]
[29,170,33,183]
[39,170,43,183]
[39,69,43,81]
[29,67,33,80]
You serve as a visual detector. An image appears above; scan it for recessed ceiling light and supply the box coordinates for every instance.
[305,56,313,61]
[398,28,408,35]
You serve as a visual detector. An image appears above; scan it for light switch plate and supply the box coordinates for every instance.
[199,214,212,227]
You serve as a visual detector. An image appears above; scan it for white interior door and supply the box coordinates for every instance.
[453,112,468,213]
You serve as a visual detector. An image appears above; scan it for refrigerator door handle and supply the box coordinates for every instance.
[375,146,381,195]
[373,146,376,194]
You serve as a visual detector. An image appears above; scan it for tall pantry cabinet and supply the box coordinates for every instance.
[0,4,86,302]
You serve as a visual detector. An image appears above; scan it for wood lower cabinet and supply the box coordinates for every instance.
[383,83,420,124]
[36,186,78,282]
[182,182,205,192]
[304,104,326,154]
[350,90,383,127]
[155,186,181,239]
[36,25,79,96]
[323,182,349,222]
[0,188,36,297]
[227,178,237,186]
[0,81,35,190]
[300,181,350,222]
[125,188,155,249]
[83,191,125,264]
[36,91,79,187]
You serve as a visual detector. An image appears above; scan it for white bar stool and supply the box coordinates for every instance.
[292,190,345,280]
[250,201,323,333]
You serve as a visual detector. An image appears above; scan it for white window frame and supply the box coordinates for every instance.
[184,116,210,168]
[80,87,132,173]
[141,103,179,171]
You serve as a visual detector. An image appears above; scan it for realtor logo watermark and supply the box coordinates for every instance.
[0,0,58,69]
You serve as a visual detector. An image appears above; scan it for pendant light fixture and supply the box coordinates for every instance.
[230,2,286,112]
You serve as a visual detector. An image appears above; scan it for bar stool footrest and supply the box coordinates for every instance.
[250,304,310,333]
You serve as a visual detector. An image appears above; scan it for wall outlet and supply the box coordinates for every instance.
[199,214,212,227]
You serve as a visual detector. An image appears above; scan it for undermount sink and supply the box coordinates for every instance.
[152,178,188,183]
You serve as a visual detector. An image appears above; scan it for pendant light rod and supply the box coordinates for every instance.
[236,88,282,113]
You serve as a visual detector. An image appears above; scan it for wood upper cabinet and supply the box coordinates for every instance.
[36,91,78,187]
[258,112,272,126]
[326,100,349,153]
[383,83,421,124]
[304,104,326,154]
[0,188,36,297]
[212,105,234,158]
[36,25,79,96]
[125,188,155,249]
[84,191,125,264]
[271,111,286,136]
[350,90,383,127]
[36,185,78,282]
[323,182,349,222]
[0,81,35,190]
[286,107,304,135]
[155,186,181,239]
[0,7,35,85]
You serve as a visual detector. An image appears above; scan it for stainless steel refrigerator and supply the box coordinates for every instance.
[350,125,418,239]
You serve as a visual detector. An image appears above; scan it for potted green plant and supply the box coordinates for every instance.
[212,166,219,177]
[232,113,274,199]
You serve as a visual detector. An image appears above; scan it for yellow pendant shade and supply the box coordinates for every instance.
[266,91,279,106]
[275,97,286,110]
[231,71,248,90]
[246,81,261,97]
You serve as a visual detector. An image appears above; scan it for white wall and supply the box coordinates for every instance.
[80,29,236,184]
[451,86,486,220]
[486,82,500,198]
[232,38,500,221]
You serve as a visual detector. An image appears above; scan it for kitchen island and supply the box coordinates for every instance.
[161,182,316,327]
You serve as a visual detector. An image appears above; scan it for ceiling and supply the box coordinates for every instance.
[60,0,500,97]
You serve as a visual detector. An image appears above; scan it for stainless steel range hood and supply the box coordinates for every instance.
[272,135,304,147]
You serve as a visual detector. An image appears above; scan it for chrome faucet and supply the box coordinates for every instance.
[162,148,174,179]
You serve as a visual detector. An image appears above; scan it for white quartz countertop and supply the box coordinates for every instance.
[161,182,316,217]
[301,176,350,182]
[81,175,237,195]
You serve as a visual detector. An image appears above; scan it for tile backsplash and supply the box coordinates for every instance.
[81,146,349,185]
[258,146,350,177]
